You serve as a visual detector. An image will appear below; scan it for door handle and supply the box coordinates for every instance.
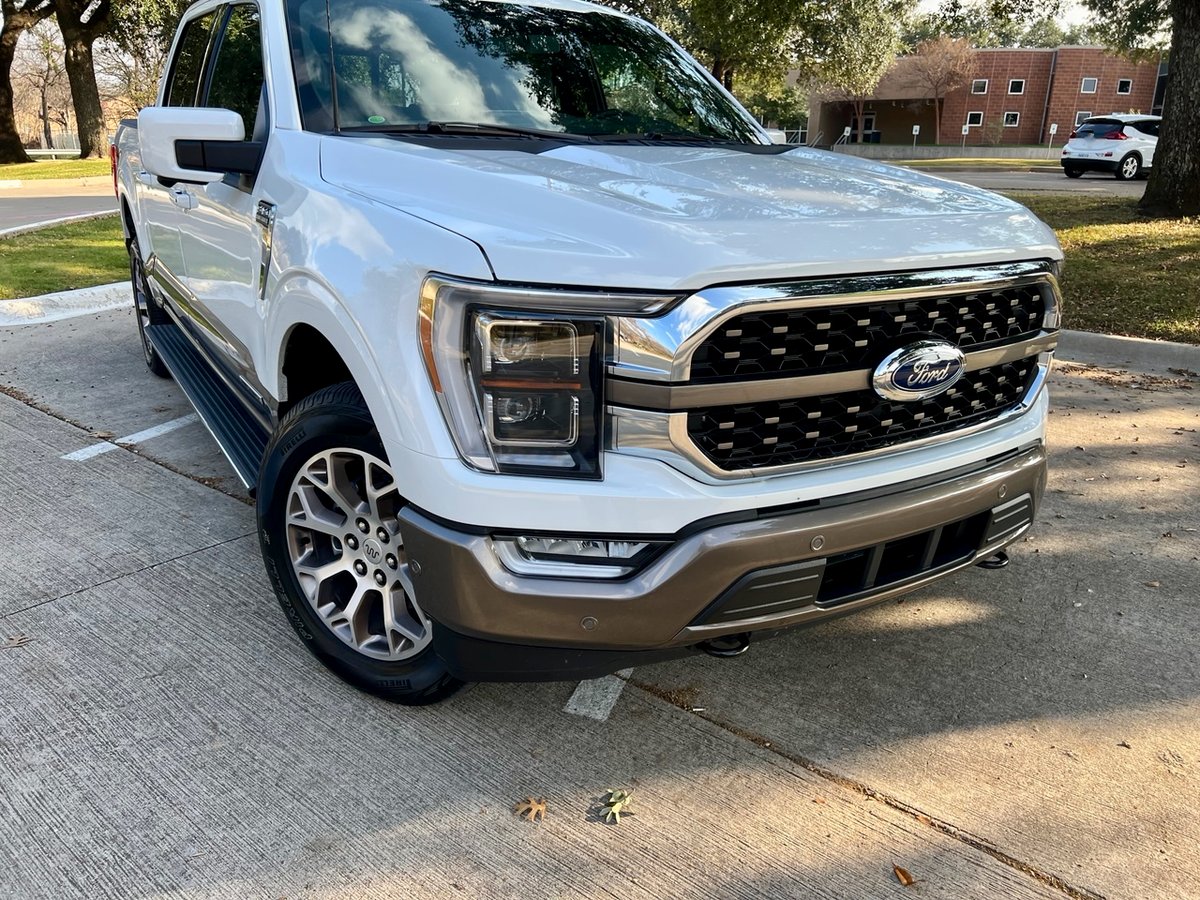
[169,187,197,211]
[135,170,156,186]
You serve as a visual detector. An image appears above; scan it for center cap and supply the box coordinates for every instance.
[871,339,966,402]
[362,538,384,564]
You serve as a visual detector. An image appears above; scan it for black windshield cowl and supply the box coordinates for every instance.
[340,121,596,143]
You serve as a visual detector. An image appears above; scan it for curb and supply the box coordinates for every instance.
[1057,328,1200,374]
[0,210,119,240]
[0,282,129,327]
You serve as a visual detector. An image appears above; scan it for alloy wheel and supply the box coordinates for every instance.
[285,448,432,662]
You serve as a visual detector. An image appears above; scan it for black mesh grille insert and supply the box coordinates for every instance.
[687,360,1036,471]
[688,283,1048,382]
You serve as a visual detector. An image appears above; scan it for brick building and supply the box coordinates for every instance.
[808,46,1164,147]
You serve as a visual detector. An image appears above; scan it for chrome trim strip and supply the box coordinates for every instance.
[608,330,1058,410]
[609,362,1050,482]
[612,261,1061,382]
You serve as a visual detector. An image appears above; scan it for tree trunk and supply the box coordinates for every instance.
[59,29,105,157]
[932,94,942,146]
[1140,0,1200,217]
[41,90,52,148]
[0,24,31,163]
[854,98,865,144]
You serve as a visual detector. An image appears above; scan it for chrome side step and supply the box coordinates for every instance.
[145,323,270,491]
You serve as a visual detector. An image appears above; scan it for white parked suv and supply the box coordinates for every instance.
[1061,114,1160,180]
[113,0,1062,704]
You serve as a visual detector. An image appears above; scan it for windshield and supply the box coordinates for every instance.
[287,0,762,141]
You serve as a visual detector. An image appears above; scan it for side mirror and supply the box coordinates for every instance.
[764,128,790,145]
[138,106,259,183]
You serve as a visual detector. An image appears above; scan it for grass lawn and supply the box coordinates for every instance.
[0,158,110,180]
[1009,192,1200,345]
[0,215,126,301]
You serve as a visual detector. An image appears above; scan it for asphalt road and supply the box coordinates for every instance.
[929,167,1147,196]
[0,180,116,231]
[0,304,1197,899]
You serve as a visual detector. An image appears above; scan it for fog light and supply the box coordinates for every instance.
[493,535,667,578]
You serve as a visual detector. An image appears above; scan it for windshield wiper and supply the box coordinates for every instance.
[590,132,744,143]
[340,121,595,143]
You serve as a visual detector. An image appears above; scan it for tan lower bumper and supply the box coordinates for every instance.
[400,445,1046,651]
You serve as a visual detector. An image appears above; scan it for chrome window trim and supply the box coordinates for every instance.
[611,261,1061,383]
[608,360,1050,483]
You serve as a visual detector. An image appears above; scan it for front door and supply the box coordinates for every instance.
[177,2,271,400]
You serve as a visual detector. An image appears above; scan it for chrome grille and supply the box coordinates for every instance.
[688,284,1048,382]
[686,360,1037,470]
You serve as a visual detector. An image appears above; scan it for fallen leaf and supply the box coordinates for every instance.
[812,797,826,804]
[1,634,33,650]
[91,431,115,440]
[893,864,916,887]
[1145,581,1161,588]
[600,789,635,824]
[513,797,546,823]
[1118,741,1132,749]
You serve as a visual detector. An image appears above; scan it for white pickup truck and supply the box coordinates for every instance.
[113,0,1062,704]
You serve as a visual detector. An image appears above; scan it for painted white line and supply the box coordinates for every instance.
[0,210,118,240]
[563,668,634,722]
[61,414,199,461]
[0,282,130,326]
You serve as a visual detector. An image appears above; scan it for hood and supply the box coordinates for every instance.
[320,136,1061,290]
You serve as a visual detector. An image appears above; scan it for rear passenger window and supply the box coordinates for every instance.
[165,12,218,106]
[1136,120,1159,137]
[206,4,266,139]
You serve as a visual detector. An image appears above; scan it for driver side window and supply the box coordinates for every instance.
[205,4,266,140]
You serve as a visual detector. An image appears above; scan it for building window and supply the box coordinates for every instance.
[1003,111,1020,127]
[966,111,983,127]
[1075,111,1092,126]
[1081,77,1098,94]
[971,79,988,94]
[1117,78,1133,94]
[1008,79,1025,95]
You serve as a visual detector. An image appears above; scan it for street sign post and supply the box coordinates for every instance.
[912,124,920,149]
[961,123,969,148]
[1047,123,1059,156]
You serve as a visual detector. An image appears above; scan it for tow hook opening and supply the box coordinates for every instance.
[697,633,751,658]
[976,550,1010,570]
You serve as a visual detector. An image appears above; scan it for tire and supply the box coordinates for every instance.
[129,235,171,378]
[1116,153,1140,181]
[257,381,463,705]
[1063,166,1083,179]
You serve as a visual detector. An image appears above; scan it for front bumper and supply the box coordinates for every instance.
[402,445,1047,681]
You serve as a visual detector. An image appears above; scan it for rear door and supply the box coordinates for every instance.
[142,9,220,293]
[1134,119,1160,166]
[177,2,272,400]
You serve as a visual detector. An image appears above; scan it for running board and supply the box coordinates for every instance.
[145,323,270,491]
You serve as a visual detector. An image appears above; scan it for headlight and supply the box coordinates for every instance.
[419,276,676,477]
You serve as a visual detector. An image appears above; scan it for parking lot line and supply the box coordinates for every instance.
[563,668,634,721]
[61,413,200,461]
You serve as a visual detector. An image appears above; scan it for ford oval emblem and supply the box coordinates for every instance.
[872,340,966,402]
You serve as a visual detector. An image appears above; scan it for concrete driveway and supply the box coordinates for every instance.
[0,307,1197,899]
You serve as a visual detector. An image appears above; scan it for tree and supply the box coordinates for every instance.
[1082,0,1195,217]
[100,0,187,116]
[907,35,973,143]
[809,0,908,143]
[53,0,110,158]
[0,0,53,162]
[602,0,821,92]
[14,19,68,148]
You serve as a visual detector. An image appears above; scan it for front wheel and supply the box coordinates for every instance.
[1116,153,1140,181]
[256,382,463,704]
